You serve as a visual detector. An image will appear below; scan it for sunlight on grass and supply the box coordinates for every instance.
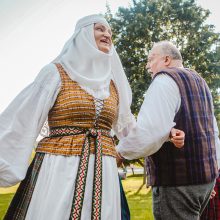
[0,185,18,194]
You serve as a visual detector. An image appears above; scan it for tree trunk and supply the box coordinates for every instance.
[143,158,146,184]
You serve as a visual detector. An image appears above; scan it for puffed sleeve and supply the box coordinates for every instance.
[0,63,61,187]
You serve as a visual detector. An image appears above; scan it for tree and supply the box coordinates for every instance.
[106,0,220,120]
[208,45,220,128]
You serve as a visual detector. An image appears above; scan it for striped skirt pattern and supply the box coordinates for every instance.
[4,153,45,220]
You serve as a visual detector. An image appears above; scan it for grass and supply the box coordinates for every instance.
[0,184,19,219]
[0,194,14,219]
[0,174,153,220]
[122,174,153,220]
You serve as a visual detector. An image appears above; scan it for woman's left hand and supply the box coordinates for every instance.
[210,189,216,199]
[170,128,185,148]
[116,152,124,167]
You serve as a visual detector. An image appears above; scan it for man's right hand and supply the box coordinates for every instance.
[170,128,185,148]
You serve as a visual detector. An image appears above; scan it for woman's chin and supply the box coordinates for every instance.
[99,46,111,54]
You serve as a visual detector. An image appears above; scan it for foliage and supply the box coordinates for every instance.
[210,45,220,128]
[106,0,220,121]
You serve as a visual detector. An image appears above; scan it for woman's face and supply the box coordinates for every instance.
[94,23,112,53]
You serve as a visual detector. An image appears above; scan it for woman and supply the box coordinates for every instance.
[0,14,184,220]
[200,175,220,220]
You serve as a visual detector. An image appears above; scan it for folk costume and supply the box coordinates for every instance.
[0,15,135,220]
[117,67,220,219]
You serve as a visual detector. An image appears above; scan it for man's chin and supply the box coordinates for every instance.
[150,72,155,78]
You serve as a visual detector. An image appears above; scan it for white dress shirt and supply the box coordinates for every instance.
[116,74,220,168]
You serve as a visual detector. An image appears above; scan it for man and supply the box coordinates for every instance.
[116,41,220,219]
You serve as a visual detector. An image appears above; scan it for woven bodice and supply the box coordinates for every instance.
[36,63,119,156]
[49,64,118,129]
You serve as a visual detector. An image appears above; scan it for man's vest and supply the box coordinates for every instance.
[146,67,218,186]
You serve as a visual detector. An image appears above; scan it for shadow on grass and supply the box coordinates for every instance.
[127,174,143,178]
[134,183,145,195]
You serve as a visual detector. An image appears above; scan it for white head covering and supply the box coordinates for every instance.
[53,14,135,135]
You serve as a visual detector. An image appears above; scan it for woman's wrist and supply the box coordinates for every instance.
[116,151,125,160]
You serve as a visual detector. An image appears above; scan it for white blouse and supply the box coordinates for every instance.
[0,63,120,187]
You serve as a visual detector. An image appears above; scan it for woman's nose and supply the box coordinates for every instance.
[104,31,111,38]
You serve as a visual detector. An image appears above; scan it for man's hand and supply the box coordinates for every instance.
[170,128,185,148]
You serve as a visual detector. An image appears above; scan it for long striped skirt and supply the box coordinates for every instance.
[3,153,122,220]
[4,153,45,220]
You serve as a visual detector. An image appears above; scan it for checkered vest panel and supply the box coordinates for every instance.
[146,67,218,186]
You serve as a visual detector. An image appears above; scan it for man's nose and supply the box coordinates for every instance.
[145,62,150,70]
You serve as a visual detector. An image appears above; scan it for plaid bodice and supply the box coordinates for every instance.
[36,63,119,157]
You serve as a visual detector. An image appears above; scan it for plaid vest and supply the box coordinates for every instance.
[146,67,218,186]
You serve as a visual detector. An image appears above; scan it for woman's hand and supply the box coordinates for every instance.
[170,128,185,148]
[210,189,216,199]
[116,152,124,167]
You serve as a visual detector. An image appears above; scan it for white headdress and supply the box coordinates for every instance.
[53,14,135,135]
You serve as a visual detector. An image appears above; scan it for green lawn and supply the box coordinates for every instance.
[0,174,153,220]
[0,194,14,219]
[122,174,153,220]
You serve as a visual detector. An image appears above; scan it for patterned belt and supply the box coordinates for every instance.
[50,126,112,220]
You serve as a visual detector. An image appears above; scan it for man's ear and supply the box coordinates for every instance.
[164,56,172,66]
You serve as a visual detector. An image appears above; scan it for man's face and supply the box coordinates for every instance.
[146,47,166,77]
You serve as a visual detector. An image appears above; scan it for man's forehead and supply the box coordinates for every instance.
[148,47,160,57]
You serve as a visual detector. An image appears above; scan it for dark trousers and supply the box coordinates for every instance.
[152,181,215,220]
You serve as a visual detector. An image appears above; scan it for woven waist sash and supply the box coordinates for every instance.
[50,126,112,220]
[49,126,111,138]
